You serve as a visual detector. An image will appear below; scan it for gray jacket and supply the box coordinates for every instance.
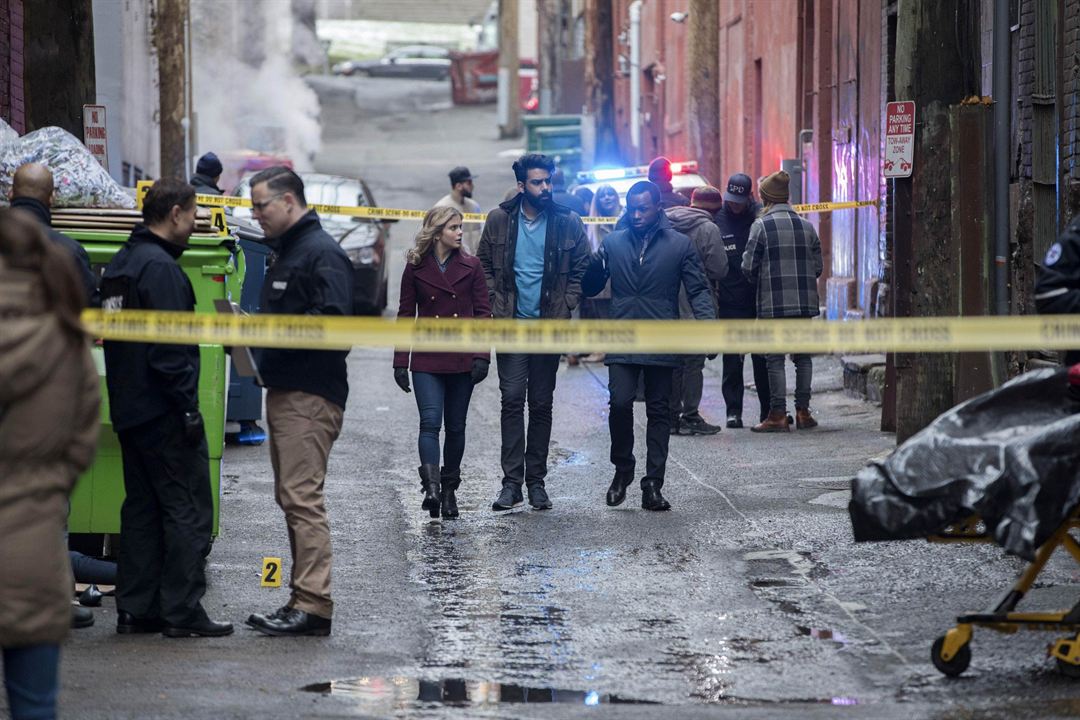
[741,204,823,319]
[665,205,726,318]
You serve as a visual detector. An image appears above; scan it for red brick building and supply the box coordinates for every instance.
[593,0,1080,324]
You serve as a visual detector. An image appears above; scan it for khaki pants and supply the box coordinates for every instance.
[266,389,344,618]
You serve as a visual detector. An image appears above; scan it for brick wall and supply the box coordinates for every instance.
[1017,0,1034,178]
[0,0,26,133]
[1064,0,1080,185]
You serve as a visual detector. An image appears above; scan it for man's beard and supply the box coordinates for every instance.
[462,188,472,199]
[524,191,551,209]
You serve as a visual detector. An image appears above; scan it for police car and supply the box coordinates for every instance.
[574,161,709,206]
[231,172,391,315]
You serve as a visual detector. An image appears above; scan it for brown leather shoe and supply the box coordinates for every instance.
[795,408,818,430]
[751,410,791,433]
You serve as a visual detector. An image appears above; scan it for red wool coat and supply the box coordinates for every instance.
[394,250,492,373]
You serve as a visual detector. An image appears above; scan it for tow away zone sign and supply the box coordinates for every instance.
[82,104,108,171]
[884,100,914,178]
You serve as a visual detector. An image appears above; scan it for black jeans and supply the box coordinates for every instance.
[496,352,561,488]
[412,371,474,470]
[116,412,212,626]
[608,363,674,486]
[670,354,706,420]
[718,303,770,422]
[721,353,770,422]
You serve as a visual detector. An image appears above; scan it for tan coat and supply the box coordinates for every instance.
[0,268,100,647]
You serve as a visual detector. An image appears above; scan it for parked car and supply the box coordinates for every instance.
[231,172,392,315]
[335,45,451,80]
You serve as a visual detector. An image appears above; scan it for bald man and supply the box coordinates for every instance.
[11,163,97,304]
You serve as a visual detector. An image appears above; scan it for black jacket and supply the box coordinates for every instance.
[657,182,690,209]
[712,200,762,315]
[258,211,354,409]
[583,213,714,366]
[190,174,224,195]
[1035,214,1080,365]
[101,226,199,432]
[476,194,591,320]
[11,197,97,305]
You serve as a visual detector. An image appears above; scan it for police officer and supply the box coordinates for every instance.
[101,178,232,638]
[243,167,354,637]
[712,173,770,428]
[1035,214,1080,365]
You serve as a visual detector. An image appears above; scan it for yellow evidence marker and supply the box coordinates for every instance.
[261,557,283,588]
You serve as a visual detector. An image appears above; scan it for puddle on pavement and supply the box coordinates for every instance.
[301,677,658,707]
[797,626,849,644]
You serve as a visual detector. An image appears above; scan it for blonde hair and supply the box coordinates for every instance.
[408,206,463,266]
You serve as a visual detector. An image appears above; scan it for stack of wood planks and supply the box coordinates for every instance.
[51,207,222,236]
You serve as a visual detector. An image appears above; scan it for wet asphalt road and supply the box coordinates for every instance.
[44,76,1080,719]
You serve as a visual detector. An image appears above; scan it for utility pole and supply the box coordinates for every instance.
[497,0,522,139]
[687,0,720,184]
[538,0,570,115]
[892,0,981,442]
[155,0,188,179]
[584,0,618,161]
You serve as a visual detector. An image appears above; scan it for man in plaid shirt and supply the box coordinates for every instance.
[740,170,823,432]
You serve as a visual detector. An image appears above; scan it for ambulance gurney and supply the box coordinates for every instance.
[849,366,1080,677]
[0,124,135,209]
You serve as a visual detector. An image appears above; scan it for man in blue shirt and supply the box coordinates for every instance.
[477,154,590,511]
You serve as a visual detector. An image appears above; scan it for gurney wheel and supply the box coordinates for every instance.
[1056,658,1080,679]
[931,635,971,677]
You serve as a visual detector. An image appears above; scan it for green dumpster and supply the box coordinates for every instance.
[523,114,581,152]
[63,229,244,540]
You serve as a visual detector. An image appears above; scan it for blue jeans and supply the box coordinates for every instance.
[412,372,474,470]
[3,644,59,720]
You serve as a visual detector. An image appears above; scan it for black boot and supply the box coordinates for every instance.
[641,480,671,511]
[441,467,460,518]
[419,464,441,518]
[606,471,634,507]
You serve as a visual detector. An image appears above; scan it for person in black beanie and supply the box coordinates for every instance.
[647,156,689,209]
[190,152,225,195]
[711,173,770,428]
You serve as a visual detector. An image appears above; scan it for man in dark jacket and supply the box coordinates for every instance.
[10,162,96,304]
[476,153,590,512]
[101,178,232,639]
[648,156,690,209]
[742,170,823,433]
[712,173,770,428]
[1035,214,1080,366]
[190,152,225,195]
[584,181,715,511]
[664,186,726,435]
[244,167,354,637]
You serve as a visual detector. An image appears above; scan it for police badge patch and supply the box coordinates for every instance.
[1045,243,1063,266]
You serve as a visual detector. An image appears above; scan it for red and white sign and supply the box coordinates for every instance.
[82,104,108,171]
[883,100,915,179]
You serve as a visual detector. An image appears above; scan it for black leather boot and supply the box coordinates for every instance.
[441,467,460,518]
[606,471,635,507]
[419,464,441,518]
[641,480,671,511]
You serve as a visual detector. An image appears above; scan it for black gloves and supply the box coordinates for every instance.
[471,358,490,385]
[182,410,205,446]
[394,367,411,393]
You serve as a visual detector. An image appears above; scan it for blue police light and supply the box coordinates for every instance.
[592,168,627,181]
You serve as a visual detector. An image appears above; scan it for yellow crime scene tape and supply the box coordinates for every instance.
[81,310,1080,355]
[136,182,878,226]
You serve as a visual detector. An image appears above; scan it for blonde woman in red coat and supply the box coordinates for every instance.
[394,206,492,519]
